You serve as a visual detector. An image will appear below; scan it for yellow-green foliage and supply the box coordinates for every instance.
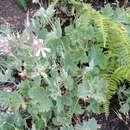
[73,2,130,117]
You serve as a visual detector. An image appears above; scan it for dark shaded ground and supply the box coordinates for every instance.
[0,0,130,130]
[97,98,130,130]
[0,0,26,31]
[0,0,38,32]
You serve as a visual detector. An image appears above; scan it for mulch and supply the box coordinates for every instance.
[0,0,26,31]
[0,0,37,32]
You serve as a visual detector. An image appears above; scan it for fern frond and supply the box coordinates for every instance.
[72,3,130,117]
[107,22,130,65]
[114,65,130,81]
[103,99,109,117]
[84,7,130,117]
[92,12,109,47]
[103,73,121,116]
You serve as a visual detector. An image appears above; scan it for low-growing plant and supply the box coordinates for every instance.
[0,1,130,130]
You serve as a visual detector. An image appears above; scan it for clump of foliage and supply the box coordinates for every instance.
[0,0,130,130]
[16,0,28,11]
[15,0,40,11]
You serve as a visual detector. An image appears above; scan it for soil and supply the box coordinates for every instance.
[0,0,130,130]
[0,0,38,32]
[0,0,26,31]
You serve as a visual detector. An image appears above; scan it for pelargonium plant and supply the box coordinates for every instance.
[1,1,130,130]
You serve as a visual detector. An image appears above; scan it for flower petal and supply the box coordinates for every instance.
[43,48,51,53]
[39,39,43,43]
[36,50,41,57]
[33,39,38,45]
[41,51,46,58]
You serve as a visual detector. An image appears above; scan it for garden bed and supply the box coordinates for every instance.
[0,0,130,130]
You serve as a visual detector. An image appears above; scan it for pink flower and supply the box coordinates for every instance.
[34,40,43,49]
[33,39,50,57]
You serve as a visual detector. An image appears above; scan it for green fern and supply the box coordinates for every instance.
[103,73,121,117]
[71,2,130,117]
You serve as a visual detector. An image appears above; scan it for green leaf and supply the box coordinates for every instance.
[46,4,55,17]
[10,91,25,111]
[52,112,68,126]
[62,94,73,106]
[70,50,87,64]
[120,102,130,114]
[101,4,113,18]
[78,77,108,103]
[75,118,100,130]
[61,126,73,130]
[56,97,64,112]
[34,4,55,21]
[64,52,80,75]
[16,0,28,11]
[60,69,74,90]
[18,80,31,96]
[35,118,45,130]
[0,70,12,82]
[31,76,41,88]
[89,45,109,70]
[9,112,26,129]
[53,19,62,38]
[28,87,52,112]
[0,91,10,106]
[87,102,101,114]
